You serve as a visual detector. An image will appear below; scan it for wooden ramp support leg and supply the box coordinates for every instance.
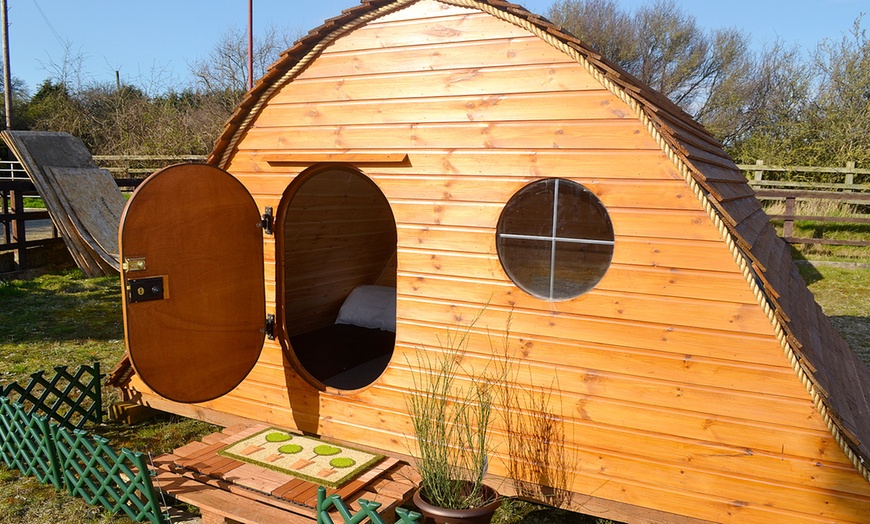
[201,513,243,524]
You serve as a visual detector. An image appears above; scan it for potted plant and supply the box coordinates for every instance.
[405,321,502,524]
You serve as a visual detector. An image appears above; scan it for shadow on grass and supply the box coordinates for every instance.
[793,249,824,284]
[830,315,870,366]
[89,413,220,457]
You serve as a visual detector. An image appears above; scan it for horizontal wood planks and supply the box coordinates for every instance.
[242,120,655,152]
[200,2,870,523]
[280,168,396,336]
[255,91,639,127]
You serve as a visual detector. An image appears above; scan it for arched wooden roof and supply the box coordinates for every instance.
[208,0,870,484]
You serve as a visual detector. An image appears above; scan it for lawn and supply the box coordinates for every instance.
[798,263,870,361]
[0,264,868,524]
[0,271,218,523]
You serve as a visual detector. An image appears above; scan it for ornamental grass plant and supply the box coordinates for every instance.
[405,317,497,510]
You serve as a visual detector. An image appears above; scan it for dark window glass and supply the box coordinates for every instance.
[497,179,614,301]
[498,181,555,237]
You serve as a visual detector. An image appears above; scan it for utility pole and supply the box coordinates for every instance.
[247,0,253,91]
[1,0,12,129]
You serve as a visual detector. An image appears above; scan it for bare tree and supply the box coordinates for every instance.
[37,39,90,93]
[634,0,712,105]
[725,42,813,163]
[18,17,313,155]
[547,0,639,68]
[546,0,767,145]
[188,24,298,93]
[807,16,870,166]
[728,17,870,168]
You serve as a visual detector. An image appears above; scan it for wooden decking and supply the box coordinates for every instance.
[151,423,417,524]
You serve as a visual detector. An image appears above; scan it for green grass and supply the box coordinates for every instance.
[21,197,45,209]
[0,270,124,384]
[0,468,123,524]
[799,264,870,362]
[0,269,215,524]
[1,266,868,524]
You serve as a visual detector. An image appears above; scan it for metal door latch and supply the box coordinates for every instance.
[122,257,147,272]
[127,276,165,303]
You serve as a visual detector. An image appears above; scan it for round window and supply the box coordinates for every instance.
[496,178,614,301]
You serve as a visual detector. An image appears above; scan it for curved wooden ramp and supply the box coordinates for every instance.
[1,131,125,276]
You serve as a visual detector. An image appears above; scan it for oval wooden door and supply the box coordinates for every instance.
[119,163,266,403]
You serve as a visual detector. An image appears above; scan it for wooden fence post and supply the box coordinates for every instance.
[783,196,796,240]
[845,161,855,192]
[9,187,25,269]
[754,159,765,182]
[1,184,8,244]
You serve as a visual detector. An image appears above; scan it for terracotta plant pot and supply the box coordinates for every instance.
[412,483,501,524]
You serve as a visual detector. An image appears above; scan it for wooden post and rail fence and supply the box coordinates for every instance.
[1,157,868,274]
[740,160,870,248]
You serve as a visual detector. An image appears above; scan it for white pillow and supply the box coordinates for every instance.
[335,285,397,332]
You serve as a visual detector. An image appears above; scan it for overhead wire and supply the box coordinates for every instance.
[29,0,65,48]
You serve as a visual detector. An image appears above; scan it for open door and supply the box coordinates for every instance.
[119,163,266,403]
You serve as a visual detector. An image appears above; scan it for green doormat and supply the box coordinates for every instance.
[217,427,384,488]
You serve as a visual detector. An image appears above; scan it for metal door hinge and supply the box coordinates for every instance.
[259,207,273,235]
[263,314,276,340]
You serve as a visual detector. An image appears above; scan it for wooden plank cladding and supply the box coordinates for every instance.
[115,2,870,524]
[243,120,656,152]
[224,0,870,517]
[327,11,533,51]
[264,153,409,165]
[302,37,580,79]
[232,151,685,182]
[256,91,636,126]
[284,63,603,101]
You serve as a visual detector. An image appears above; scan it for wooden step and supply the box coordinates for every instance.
[108,401,159,425]
[154,468,314,524]
[152,425,420,524]
[153,455,314,518]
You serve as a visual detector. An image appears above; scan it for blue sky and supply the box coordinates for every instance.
[7,0,868,94]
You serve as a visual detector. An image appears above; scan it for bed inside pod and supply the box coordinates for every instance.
[279,166,397,391]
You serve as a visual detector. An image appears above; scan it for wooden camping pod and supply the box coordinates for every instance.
[114,1,870,522]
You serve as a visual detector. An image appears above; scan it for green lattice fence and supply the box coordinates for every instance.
[0,397,62,488]
[0,364,165,524]
[54,427,164,524]
[316,485,422,524]
[0,362,103,429]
